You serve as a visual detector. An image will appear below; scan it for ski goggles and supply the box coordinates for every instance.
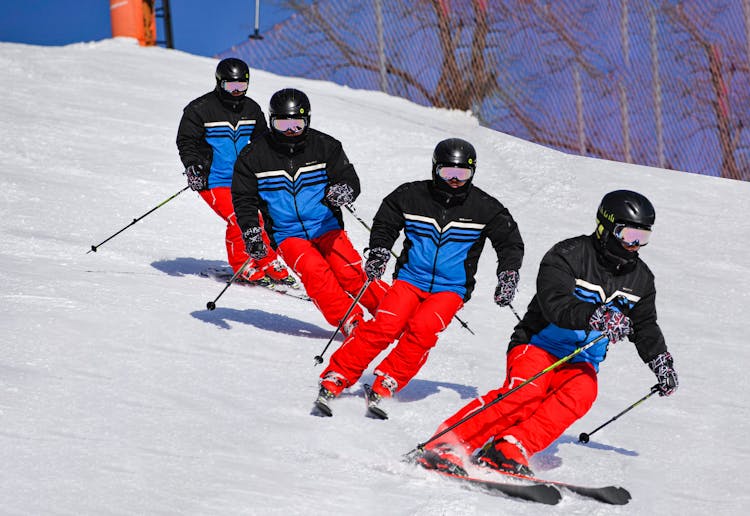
[436,165,473,182]
[613,224,651,247]
[221,80,249,94]
[272,118,307,135]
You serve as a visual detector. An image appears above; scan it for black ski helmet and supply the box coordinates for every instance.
[268,88,311,151]
[214,58,249,107]
[215,58,250,86]
[432,138,477,174]
[595,190,655,267]
[431,138,477,197]
[596,190,655,234]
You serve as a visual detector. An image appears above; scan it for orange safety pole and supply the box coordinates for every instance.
[142,0,156,46]
[110,0,157,46]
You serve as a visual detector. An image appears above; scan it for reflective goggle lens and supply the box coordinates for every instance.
[272,118,306,134]
[614,224,651,247]
[222,80,248,93]
[436,165,473,182]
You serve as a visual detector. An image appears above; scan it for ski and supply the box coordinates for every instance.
[200,266,311,302]
[363,384,388,420]
[411,450,630,505]
[433,470,562,505]
[489,469,631,505]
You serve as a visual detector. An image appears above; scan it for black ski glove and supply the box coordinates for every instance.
[364,247,390,280]
[589,305,632,343]
[185,164,208,191]
[242,226,268,260]
[325,182,355,208]
[494,270,519,307]
[648,351,678,396]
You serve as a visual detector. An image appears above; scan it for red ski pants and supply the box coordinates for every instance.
[199,187,278,272]
[277,229,388,326]
[432,344,597,456]
[322,280,463,392]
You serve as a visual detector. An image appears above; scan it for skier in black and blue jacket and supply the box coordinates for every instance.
[416,190,678,478]
[177,58,291,285]
[232,88,388,333]
[315,138,524,416]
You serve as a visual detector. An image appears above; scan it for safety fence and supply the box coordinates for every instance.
[220,0,750,181]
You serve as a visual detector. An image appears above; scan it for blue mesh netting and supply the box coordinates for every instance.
[220,0,750,181]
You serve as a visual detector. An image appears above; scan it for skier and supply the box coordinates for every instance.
[415,190,678,477]
[176,57,293,285]
[232,88,388,333]
[315,138,524,417]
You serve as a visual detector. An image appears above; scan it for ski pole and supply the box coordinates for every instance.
[343,204,475,335]
[313,279,372,366]
[578,384,660,443]
[344,203,373,232]
[405,334,607,457]
[508,303,522,321]
[206,256,254,311]
[88,186,190,253]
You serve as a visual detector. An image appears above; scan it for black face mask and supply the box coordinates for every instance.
[429,177,471,206]
[215,87,244,111]
[268,128,307,154]
[593,232,638,272]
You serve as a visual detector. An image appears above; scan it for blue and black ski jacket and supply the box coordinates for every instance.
[369,180,524,302]
[509,234,667,370]
[176,89,267,189]
[231,128,359,247]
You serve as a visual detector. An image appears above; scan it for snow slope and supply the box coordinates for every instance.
[1,38,749,515]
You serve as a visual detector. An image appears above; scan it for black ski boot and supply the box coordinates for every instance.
[363,384,388,419]
[313,386,336,417]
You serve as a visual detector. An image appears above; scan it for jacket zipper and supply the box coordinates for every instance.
[289,156,312,240]
[428,207,448,292]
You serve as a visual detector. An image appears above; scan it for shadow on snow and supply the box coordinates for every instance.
[394,377,479,403]
[190,307,330,338]
[150,257,330,339]
[532,433,640,473]
[151,256,226,277]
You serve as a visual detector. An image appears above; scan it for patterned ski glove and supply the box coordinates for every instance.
[242,226,268,260]
[589,305,632,343]
[494,270,520,307]
[325,182,355,208]
[648,351,678,396]
[364,247,390,280]
[185,164,208,191]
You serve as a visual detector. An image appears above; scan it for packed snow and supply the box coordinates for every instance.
[1,38,749,515]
